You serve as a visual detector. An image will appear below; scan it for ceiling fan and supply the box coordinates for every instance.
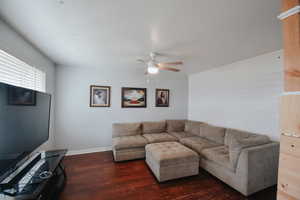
[137,52,183,75]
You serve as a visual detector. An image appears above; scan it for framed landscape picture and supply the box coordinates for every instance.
[122,87,147,108]
[90,85,111,107]
[155,89,169,107]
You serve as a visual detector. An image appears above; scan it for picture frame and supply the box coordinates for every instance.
[155,89,169,107]
[8,86,36,106]
[90,85,111,107]
[121,87,147,108]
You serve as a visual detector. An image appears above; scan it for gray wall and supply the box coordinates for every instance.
[54,65,188,153]
[188,51,283,141]
[0,19,56,150]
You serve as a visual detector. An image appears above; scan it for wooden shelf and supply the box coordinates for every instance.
[280,94,300,137]
[277,0,300,199]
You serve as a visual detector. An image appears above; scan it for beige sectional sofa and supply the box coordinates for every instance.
[112,120,279,196]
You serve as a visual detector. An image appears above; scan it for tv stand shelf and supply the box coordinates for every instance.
[0,149,67,200]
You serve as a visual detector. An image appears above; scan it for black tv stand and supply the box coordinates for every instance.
[0,149,67,200]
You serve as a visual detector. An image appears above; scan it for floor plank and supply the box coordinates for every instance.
[59,151,276,200]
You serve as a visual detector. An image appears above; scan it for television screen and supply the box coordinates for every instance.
[0,82,51,182]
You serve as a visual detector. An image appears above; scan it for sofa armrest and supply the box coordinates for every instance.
[236,142,279,196]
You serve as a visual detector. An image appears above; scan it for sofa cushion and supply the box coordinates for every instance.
[143,121,166,134]
[184,121,205,136]
[168,131,196,139]
[200,124,225,144]
[229,135,270,169]
[166,120,186,133]
[224,128,257,146]
[201,146,234,171]
[180,136,221,155]
[113,135,148,150]
[143,133,178,143]
[112,123,142,137]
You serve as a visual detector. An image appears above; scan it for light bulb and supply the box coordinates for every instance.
[147,61,159,74]
[147,66,159,74]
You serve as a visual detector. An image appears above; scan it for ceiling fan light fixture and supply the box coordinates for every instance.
[147,66,159,74]
[147,61,159,74]
[138,53,182,75]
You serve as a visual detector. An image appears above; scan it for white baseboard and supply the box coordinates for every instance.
[66,146,112,156]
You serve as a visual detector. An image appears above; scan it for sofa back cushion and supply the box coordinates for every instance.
[229,134,270,169]
[199,124,225,144]
[225,128,257,146]
[184,121,205,136]
[143,121,166,134]
[166,120,186,133]
[112,123,142,138]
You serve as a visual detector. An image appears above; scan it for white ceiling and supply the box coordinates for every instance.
[0,0,282,74]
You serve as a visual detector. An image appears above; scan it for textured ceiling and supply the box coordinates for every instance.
[0,0,282,74]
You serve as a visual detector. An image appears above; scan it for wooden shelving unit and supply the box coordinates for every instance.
[277,0,300,199]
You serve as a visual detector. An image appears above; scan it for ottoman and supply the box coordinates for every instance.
[145,142,199,182]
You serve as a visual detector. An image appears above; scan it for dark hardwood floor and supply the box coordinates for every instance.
[60,151,276,200]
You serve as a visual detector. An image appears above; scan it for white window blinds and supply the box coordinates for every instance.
[0,49,46,92]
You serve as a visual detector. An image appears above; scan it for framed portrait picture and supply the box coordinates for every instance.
[122,87,147,108]
[8,86,36,106]
[156,89,169,107]
[90,85,111,107]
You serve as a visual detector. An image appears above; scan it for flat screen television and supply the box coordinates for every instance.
[0,82,51,183]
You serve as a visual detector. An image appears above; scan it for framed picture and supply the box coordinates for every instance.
[90,85,111,107]
[156,89,169,107]
[122,87,147,108]
[8,86,36,106]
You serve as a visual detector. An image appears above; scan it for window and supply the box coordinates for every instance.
[0,49,46,92]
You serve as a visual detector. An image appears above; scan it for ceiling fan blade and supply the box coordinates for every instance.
[158,66,180,72]
[137,59,146,63]
[158,61,183,66]
[154,63,160,68]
